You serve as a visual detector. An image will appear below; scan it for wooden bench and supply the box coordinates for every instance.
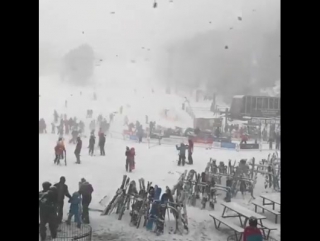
[252,201,280,224]
[257,222,277,240]
[209,213,244,241]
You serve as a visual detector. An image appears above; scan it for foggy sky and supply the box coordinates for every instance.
[40,0,280,96]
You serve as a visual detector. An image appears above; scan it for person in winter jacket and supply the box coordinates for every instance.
[88,134,95,156]
[54,176,72,224]
[39,188,58,241]
[187,138,194,165]
[66,191,82,228]
[75,137,82,164]
[54,139,66,165]
[99,133,106,156]
[127,147,135,172]
[240,133,249,145]
[125,147,130,171]
[243,217,263,241]
[79,181,94,224]
[176,143,188,166]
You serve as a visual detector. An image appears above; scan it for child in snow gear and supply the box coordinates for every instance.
[243,216,263,241]
[88,133,95,156]
[39,188,58,241]
[54,176,72,224]
[176,143,188,166]
[79,181,94,224]
[75,137,82,164]
[66,192,82,228]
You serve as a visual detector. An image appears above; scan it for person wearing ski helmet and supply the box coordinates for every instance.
[243,216,263,241]
[54,176,72,224]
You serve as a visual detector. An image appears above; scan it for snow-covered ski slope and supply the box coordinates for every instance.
[39,78,280,241]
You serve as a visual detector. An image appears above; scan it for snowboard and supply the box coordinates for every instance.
[146,186,162,231]
[155,193,169,235]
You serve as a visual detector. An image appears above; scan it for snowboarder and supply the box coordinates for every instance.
[99,133,106,156]
[75,137,82,164]
[88,133,95,156]
[187,138,194,165]
[39,187,58,241]
[79,180,94,224]
[54,176,72,224]
[176,143,187,166]
[243,217,263,241]
[66,191,82,228]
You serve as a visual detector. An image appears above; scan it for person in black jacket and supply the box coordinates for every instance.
[176,143,188,166]
[125,146,130,171]
[88,133,95,156]
[39,188,58,241]
[99,134,106,156]
[54,176,72,224]
[79,180,94,224]
[75,137,82,164]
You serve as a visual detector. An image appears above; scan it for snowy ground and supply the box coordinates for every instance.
[39,78,280,241]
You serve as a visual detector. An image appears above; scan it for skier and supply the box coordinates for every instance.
[39,187,58,241]
[243,217,263,241]
[125,146,130,171]
[187,138,194,165]
[66,191,82,228]
[75,137,82,164]
[54,176,72,224]
[176,143,188,166]
[79,180,94,224]
[39,181,52,199]
[70,128,79,144]
[99,133,106,156]
[137,125,144,143]
[51,123,55,134]
[54,110,59,123]
[268,137,273,150]
[88,133,95,156]
[127,147,135,172]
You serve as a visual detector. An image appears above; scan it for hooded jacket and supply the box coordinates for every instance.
[243,226,263,241]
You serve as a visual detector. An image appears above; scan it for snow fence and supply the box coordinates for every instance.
[42,222,92,240]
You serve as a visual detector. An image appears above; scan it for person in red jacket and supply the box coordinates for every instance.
[128,147,135,172]
[54,141,65,165]
[243,217,263,241]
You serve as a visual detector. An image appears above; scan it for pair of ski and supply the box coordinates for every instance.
[101,175,130,216]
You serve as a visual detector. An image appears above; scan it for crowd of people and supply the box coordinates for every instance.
[39,176,94,241]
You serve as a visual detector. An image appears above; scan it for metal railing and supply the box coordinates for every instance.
[41,222,92,241]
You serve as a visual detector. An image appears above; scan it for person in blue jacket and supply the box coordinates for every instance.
[66,191,82,228]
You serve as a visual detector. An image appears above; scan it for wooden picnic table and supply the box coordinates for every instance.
[260,193,280,210]
[221,202,266,228]
[221,202,274,239]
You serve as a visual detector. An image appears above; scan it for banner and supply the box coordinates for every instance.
[221,142,236,149]
[239,143,259,149]
[212,142,221,148]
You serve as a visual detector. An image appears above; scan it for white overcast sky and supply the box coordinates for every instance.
[39,0,280,59]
